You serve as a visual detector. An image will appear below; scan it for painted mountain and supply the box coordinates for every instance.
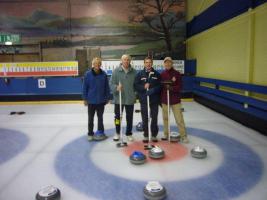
[0,2,186,59]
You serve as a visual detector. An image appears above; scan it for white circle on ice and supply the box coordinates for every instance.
[89,135,223,182]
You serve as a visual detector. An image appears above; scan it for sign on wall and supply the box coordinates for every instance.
[0,61,78,77]
[0,33,20,43]
[102,60,184,75]
[38,79,46,88]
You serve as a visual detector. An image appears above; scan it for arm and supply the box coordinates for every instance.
[134,72,146,93]
[110,69,118,94]
[147,72,161,95]
[82,72,89,100]
[105,74,111,101]
[170,72,182,93]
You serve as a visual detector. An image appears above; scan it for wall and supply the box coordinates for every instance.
[186,2,267,88]
[0,0,186,61]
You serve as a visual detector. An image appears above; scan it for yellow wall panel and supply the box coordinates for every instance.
[253,4,267,85]
[187,2,267,87]
[187,13,249,82]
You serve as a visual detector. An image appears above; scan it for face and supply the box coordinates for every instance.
[121,56,130,68]
[144,59,153,71]
[92,60,101,70]
[164,60,173,70]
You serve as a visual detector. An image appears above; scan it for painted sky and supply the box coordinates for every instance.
[0,0,131,21]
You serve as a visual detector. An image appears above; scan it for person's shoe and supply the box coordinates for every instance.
[161,136,168,141]
[127,135,134,142]
[152,137,158,142]
[143,137,149,143]
[113,134,120,141]
[180,136,189,143]
[88,135,94,141]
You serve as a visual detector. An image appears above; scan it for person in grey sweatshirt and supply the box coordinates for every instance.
[110,54,137,142]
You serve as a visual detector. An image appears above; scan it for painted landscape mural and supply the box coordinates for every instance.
[0,0,186,60]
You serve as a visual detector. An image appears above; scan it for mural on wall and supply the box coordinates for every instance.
[0,0,185,59]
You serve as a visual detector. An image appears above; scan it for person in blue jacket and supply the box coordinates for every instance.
[134,57,161,142]
[83,57,110,141]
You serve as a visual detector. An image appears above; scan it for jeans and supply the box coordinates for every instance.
[114,104,134,136]
[88,103,105,136]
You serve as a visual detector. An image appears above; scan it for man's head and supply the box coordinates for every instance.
[163,57,173,70]
[121,54,131,69]
[92,57,102,71]
[144,57,153,72]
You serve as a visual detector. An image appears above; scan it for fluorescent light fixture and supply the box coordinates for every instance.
[5,41,13,45]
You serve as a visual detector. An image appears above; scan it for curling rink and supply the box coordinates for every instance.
[0,101,267,200]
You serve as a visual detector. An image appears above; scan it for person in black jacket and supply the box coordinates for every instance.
[134,57,161,142]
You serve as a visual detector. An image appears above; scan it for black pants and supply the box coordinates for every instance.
[140,102,159,137]
[114,104,134,136]
[88,103,105,136]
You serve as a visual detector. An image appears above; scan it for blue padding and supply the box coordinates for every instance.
[194,77,267,121]
[182,76,195,92]
[0,77,82,95]
[195,77,267,94]
[194,85,267,111]
[184,59,196,75]
[187,0,267,38]
[194,90,267,120]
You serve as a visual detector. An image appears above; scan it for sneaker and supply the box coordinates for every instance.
[152,137,158,142]
[161,136,168,141]
[180,136,189,143]
[113,134,120,141]
[127,135,134,142]
[88,135,94,141]
[143,137,149,143]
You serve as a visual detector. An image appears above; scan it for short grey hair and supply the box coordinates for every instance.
[121,54,131,61]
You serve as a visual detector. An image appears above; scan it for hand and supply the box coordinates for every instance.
[117,83,123,91]
[146,88,153,96]
[144,83,150,89]
[172,76,176,82]
[165,84,171,90]
[84,100,88,106]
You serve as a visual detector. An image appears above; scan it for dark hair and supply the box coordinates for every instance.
[144,57,153,63]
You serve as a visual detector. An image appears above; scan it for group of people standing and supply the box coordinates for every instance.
[82,54,189,144]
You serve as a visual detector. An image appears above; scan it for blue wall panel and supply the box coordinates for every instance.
[0,77,82,96]
[187,0,267,38]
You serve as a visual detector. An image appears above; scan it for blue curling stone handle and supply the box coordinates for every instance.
[132,151,145,158]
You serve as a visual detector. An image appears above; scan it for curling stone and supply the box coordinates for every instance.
[36,185,61,200]
[170,132,180,142]
[136,121,143,132]
[191,146,207,159]
[93,130,107,141]
[143,181,167,200]
[149,146,165,159]
[129,151,146,165]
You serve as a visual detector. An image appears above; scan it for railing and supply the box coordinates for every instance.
[194,77,267,121]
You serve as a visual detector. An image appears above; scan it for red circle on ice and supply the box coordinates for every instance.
[123,141,188,163]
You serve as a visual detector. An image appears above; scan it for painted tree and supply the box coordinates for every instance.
[129,0,185,55]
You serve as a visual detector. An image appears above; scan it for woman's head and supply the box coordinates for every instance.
[92,57,102,71]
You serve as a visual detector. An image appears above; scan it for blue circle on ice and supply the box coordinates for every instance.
[0,128,29,165]
[55,127,263,200]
